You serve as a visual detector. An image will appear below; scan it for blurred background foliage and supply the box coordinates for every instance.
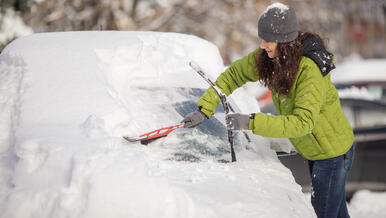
[1,0,385,63]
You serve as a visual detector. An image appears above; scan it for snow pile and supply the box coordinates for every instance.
[0,31,315,218]
[0,9,33,44]
[349,190,386,218]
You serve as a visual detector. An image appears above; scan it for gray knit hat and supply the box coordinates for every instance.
[258,3,298,43]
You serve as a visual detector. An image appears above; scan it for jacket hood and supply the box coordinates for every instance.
[302,35,335,76]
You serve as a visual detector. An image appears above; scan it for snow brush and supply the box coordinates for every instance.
[123,123,184,145]
[189,62,237,162]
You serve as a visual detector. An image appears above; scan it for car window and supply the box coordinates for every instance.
[174,100,227,141]
[128,87,249,162]
[170,88,245,161]
[341,99,386,129]
[357,107,386,128]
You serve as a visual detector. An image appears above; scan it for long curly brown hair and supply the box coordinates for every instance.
[255,32,319,96]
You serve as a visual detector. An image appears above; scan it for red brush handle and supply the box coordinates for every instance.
[140,123,184,140]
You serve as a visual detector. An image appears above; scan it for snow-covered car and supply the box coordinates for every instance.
[0,31,315,218]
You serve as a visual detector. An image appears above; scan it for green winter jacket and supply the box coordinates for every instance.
[197,48,354,160]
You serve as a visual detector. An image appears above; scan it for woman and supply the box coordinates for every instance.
[182,3,355,218]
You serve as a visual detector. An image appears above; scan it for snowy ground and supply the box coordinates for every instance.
[0,31,315,218]
[349,190,386,218]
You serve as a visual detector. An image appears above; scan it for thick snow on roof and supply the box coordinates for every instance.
[332,56,386,84]
[0,31,315,218]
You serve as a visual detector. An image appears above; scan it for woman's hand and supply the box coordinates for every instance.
[182,110,206,128]
[226,113,250,130]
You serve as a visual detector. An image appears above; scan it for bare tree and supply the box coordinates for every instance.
[16,0,386,61]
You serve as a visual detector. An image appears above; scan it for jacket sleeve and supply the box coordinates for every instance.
[198,49,260,118]
[249,60,327,138]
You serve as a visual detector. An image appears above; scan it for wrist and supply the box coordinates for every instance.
[248,113,255,130]
[198,106,209,119]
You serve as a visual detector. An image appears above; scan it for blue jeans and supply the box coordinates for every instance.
[308,145,355,218]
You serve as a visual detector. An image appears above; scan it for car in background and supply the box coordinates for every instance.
[331,56,386,102]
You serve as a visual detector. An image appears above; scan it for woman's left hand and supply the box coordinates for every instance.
[226,113,250,130]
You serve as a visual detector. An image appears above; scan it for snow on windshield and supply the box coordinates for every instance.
[0,31,315,218]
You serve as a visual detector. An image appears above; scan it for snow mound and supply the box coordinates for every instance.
[349,190,386,218]
[0,31,315,218]
[0,9,33,44]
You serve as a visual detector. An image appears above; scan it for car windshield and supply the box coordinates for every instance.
[132,87,246,162]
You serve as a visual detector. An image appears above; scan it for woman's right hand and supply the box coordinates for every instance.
[182,109,206,128]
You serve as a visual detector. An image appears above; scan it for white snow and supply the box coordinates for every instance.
[332,54,386,84]
[264,2,290,14]
[349,190,386,218]
[0,31,315,218]
[332,54,386,101]
[0,9,33,44]
[338,86,378,100]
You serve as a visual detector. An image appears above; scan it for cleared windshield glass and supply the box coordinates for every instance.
[166,88,245,162]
